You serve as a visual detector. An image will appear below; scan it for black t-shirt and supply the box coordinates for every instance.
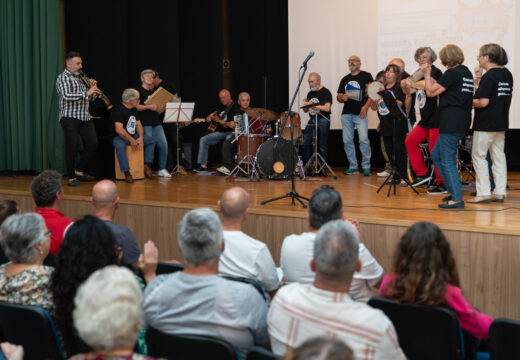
[137,86,161,127]
[437,65,474,134]
[214,101,241,132]
[416,65,443,129]
[473,67,513,132]
[377,82,407,136]
[306,86,333,119]
[110,103,140,137]
[337,71,373,115]
[155,80,178,122]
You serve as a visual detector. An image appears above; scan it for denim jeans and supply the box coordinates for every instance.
[197,131,231,165]
[431,133,464,201]
[341,114,371,169]
[303,115,330,165]
[143,125,168,170]
[113,134,156,172]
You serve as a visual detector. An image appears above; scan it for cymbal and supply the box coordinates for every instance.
[245,107,279,121]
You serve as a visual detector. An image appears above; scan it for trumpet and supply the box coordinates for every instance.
[78,70,113,110]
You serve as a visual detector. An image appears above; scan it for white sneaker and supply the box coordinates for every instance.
[158,169,172,178]
[377,170,390,177]
[216,166,230,175]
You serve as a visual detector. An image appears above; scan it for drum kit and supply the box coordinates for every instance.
[229,107,305,179]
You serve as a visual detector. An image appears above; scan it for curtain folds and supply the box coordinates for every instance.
[0,0,64,173]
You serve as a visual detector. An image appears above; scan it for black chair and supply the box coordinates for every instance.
[156,261,185,275]
[0,302,64,360]
[221,275,267,300]
[146,326,238,360]
[489,318,520,360]
[368,297,465,360]
[247,346,279,360]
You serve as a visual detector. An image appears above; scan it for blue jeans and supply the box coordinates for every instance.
[303,115,330,164]
[431,133,463,201]
[113,134,156,173]
[341,114,371,169]
[197,131,231,165]
[143,125,168,170]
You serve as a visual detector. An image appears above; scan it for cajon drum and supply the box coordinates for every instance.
[114,146,144,180]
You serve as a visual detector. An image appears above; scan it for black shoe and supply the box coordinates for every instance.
[438,201,465,209]
[75,173,95,181]
[411,176,431,187]
[428,185,448,195]
[193,166,209,173]
[442,195,452,202]
[67,178,80,187]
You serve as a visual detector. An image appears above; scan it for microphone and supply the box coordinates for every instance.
[300,51,315,68]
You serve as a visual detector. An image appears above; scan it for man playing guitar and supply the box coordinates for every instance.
[194,89,241,172]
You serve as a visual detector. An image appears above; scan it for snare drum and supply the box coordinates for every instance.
[237,134,265,161]
[256,137,298,177]
[278,112,302,140]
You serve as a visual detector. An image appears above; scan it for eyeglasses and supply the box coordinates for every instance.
[348,59,360,63]
[45,230,52,237]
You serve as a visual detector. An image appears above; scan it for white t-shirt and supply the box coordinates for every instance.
[219,230,280,291]
[280,231,383,302]
[268,283,406,360]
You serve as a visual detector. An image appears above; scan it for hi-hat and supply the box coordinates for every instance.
[245,107,279,121]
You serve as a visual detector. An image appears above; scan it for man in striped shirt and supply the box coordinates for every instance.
[268,220,406,360]
[56,51,100,186]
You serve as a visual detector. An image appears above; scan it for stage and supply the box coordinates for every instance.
[1,170,520,319]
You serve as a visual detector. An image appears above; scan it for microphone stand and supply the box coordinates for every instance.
[262,62,310,208]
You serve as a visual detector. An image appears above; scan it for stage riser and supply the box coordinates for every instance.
[3,193,519,320]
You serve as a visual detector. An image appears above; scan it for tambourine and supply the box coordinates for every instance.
[367,81,385,100]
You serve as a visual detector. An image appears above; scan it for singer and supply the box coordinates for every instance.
[56,51,100,187]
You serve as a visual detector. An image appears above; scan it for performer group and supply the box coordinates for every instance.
[56,43,513,209]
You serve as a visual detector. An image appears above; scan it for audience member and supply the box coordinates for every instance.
[0,213,54,312]
[217,187,280,293]
[269,220,405,359]
[379,221,493,339]
[280,185,383,302]
[91,180,141,268]
[0,200,19,264]
[143,207,269,359]
[0,342,24,360]
[31,170,73,255]
[70,266,161,360]
[282,337,354,360]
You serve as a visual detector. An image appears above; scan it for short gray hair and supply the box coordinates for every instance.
[314,220,359,281]
[1,213,47,263]
[178,208,223,266]
[73,266,142,351]
[414,47,437,63]
[238,92,250,100]
[122,88,139,103]
[31,170,62,207]
[140,69,154,79]
[309,72,321,82]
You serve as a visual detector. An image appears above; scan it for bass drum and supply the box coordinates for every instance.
[256,137,298,177]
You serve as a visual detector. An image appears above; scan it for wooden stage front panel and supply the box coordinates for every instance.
[1,171,519,319]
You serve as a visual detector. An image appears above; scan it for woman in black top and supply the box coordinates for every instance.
[422,45,474,209]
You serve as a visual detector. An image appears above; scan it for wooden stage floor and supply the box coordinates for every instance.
[1,170,520,319]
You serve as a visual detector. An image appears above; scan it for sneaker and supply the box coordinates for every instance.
[467,196,492,203]
[344,168,359,175]
[428,185,448,195]
[363,169,371,176]
[377,170,390,177]
[216,166,231,176]
[158,169,172,178]
[193,166,208,173]
[411,176,431,187]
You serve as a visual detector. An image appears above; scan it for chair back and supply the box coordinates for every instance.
[156,262,185,275]
[146,326,238,360]
[247,346,279,360]
[489,318,520,360]
[0,302,64,360]
[368,297,463,360]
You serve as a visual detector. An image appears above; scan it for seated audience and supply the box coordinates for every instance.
[0,199,19,264]
[282,337,354,360]
[70,266,160,360]
[269,220,405,359]
[31,170,73,255]
[143,208,269,359]
[379,221,493,339]
[0,213,54,312]
[91,180,142,268]
[217,187,280,293]
[281,185,383,302]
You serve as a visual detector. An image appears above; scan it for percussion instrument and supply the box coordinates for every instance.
[278,112,302,140]
[407,68,424,85]
[367,81,385,101]
[256,138,298,177]
[245,107,279,121]
[237,134,265,162]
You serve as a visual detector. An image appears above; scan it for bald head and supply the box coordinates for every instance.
[389,58,405,71]
[220,187,249,220]
[219,89,232,106]
[92,180,118,208]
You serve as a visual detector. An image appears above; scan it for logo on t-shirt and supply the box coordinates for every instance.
[127,115,137,135]
[377,100,390,116]
[417,90,426,109]
[309,97,320,115]
[497,82,512,96]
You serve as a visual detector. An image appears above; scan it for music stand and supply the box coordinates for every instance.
[164,102,194,175]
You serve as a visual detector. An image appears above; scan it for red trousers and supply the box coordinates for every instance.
[405,125,443,184]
